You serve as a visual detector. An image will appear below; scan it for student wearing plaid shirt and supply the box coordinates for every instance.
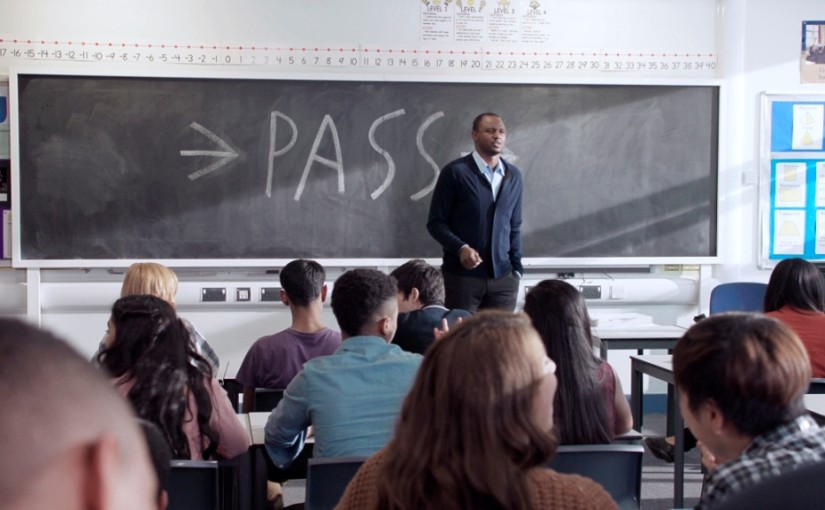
[673,313,825,510]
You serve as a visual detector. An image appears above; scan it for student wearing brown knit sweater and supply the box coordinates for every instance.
[335,311,617,510]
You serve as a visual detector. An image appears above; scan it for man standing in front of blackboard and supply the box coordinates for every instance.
[427,112,523,312]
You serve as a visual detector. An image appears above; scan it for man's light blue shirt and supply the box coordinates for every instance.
[472,150,505,200]
[264,335,422,468]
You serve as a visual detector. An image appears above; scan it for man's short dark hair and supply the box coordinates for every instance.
[280,259,325,307]
[674,313,810,437]
[390,259,445,306]
[472,112,502,132]
[331,269,397,337]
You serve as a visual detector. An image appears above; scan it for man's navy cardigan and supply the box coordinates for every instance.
[427,153,523,279]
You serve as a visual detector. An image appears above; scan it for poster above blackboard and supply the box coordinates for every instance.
[11,69,720,268]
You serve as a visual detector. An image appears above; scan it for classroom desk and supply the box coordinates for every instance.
[593,324,686,360]
[630,355,686,509]
[237,412,315,510]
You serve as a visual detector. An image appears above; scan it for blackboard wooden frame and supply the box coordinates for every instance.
[11,67,722,268]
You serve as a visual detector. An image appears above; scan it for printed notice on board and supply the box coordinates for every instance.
[817,210,825,254]
[792,104,825,150]
[802,20,825,84]
[420,0,551,44]
[774,210,806,255]
[775,162,807,207]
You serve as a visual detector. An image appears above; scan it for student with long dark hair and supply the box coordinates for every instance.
[336,311,617,510]
[764,257,825,377]
[523,279,633,444]
[98,295,248,460]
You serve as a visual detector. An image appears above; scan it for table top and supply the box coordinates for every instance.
[805,394,825,420]
[630,354,673,369]
[593,324,686,339]
[236,412,269,445]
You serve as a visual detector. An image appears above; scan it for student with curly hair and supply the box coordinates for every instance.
[98,294,248,460]
[336,311,617,510]
[524,279,632,444]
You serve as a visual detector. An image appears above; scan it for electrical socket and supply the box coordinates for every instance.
[201,288,226,302]
[261,287,280,302]
[236,287,251,302]
[579,285,602,299]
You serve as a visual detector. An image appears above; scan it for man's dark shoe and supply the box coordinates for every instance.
[644,436,675,463]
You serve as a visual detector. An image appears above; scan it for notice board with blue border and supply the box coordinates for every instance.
[760,93,825,267]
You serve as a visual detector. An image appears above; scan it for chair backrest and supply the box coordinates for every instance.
[168,460,220,510]
[809,378,825,394]
[709,282,768,315]
[709,460,825,510]
[220,378,243,413]
[253,388,285,412]
[548,444,644,510]
[305,456,368,510]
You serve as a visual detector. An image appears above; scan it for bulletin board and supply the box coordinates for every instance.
[760,93,825,267]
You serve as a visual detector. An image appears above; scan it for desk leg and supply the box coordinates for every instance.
[630,359,643,431]
[673,386,684,509]
[666,384,675,436]
[250,446,268,510]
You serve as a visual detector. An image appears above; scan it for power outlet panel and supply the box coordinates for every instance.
[236,287,251,302]
[261,287,280,302]
[201,288,226,302]
[579,285,602,299]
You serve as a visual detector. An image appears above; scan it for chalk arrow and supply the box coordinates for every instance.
[180,122,240,180]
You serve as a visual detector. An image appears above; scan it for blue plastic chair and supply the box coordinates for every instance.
[709,282,768,315]
[168,460,220,510]
[305,456,368,510]
[548,444,644,510]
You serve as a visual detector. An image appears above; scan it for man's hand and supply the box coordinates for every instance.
[459,245,482,269]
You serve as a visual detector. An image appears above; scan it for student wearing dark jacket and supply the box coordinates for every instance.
[391,259,472,355]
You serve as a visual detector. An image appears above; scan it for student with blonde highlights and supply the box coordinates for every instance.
[524,280,632,444]
[673,314,825,509]
[94,262,220,373]
[336,311,617,510]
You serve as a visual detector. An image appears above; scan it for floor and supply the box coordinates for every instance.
[280,412,702,509]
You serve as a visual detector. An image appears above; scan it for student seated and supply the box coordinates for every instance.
[524,280,633,443]
[0,318,158,510]
[673,313,825,509]
[764,257,825,377]
[98,294,249,460]
[336,311,618,510]
[264,268,422,467]
[390,259,472,355]
[647,258,825,462]
[235,259,341,411]
[93,262,220,374]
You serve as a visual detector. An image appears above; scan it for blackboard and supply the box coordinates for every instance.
[14,72,718,265]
